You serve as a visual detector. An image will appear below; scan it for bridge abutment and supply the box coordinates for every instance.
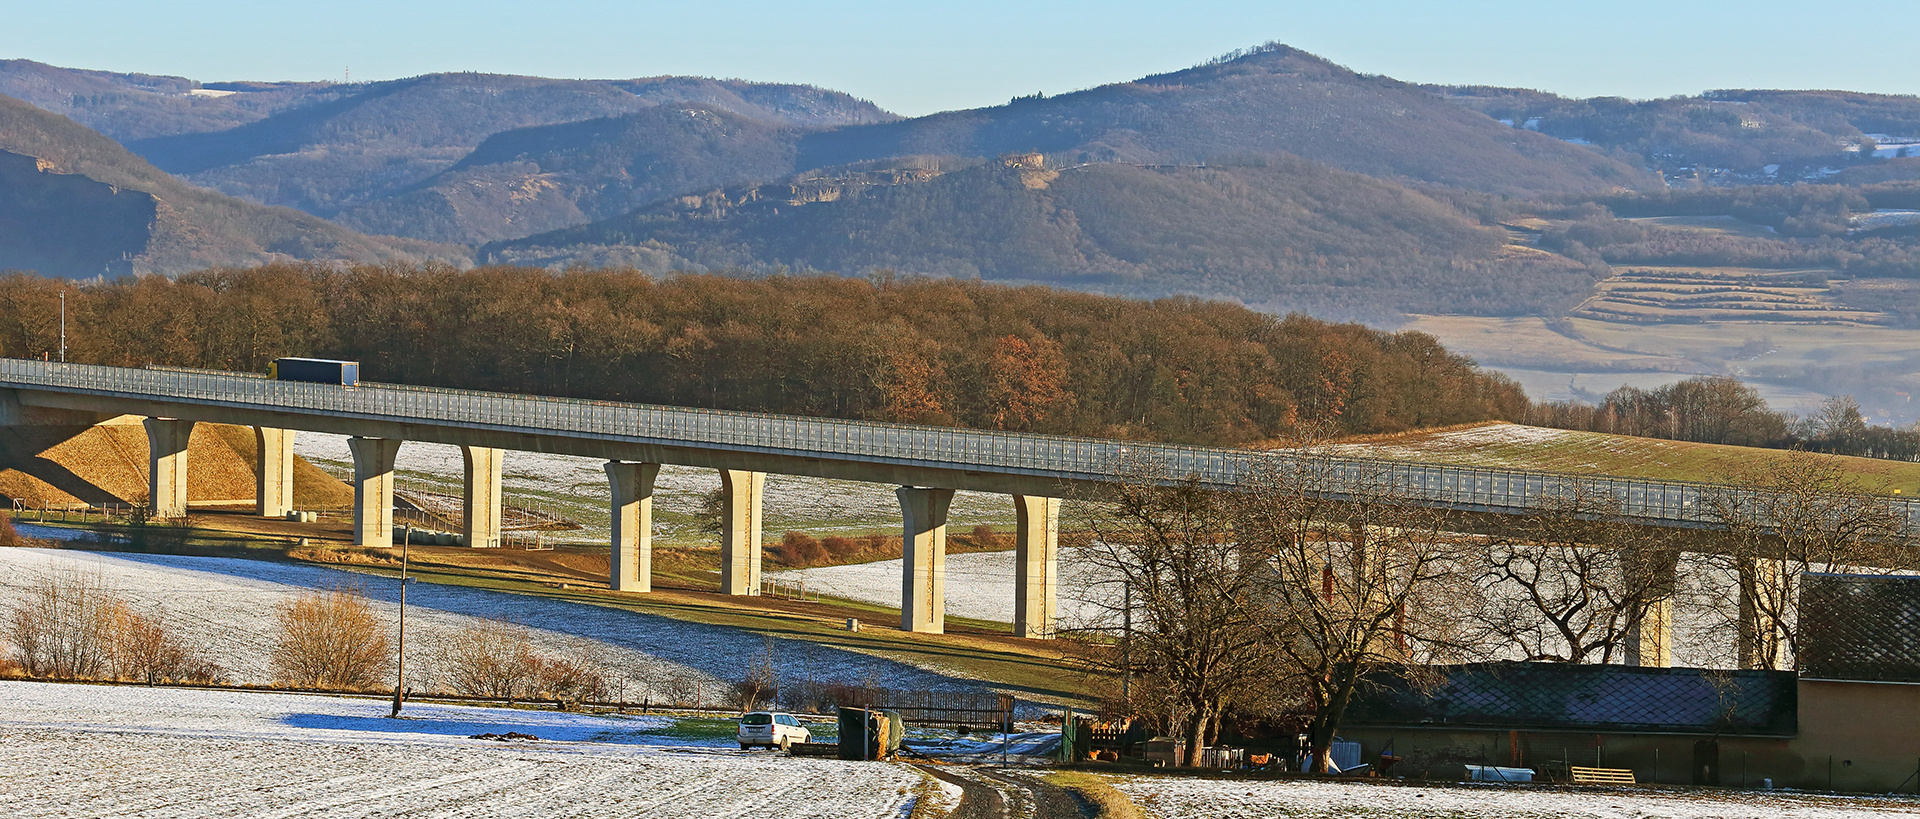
[899,486,955,634]
[348,436,401,549]
[1013,494,1060,639]
[719,469,765,595]
[143,417,194,519]
[607,461,659,592]
[461,445,504,548]
[254,427,295,518]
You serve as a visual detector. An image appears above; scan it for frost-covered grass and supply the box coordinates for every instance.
[1324,422,1920,493]
[0,680,927,819]
[294,433,1019,546]
[1110,774,1920,819]
[0,546,994,700]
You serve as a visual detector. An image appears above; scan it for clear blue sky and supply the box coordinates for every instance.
[6,0,1914,117]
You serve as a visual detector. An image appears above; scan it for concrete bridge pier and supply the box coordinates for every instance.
[461,445,504,548]
[718,469,765,595]
[1623,548,1678,667]
[606,461,659,592]
[1738,557,1789,670]
[348,436,401,548]
[1013,495,1060,639]
[899,486,955,634]
[143,417,194,519]
[254,427,295,518]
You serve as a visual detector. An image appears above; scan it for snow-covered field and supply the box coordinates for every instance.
[0,543,990,698]
[769,549,1118,626]
[294,433,1019,545]
[0,680,928,818]
[1111,775,1920,819]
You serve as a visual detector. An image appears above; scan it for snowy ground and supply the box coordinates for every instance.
[768,548,1119,626]
[1111,775,1920,819]
[293,433,1019,546]
[0,680,928,818]
[0,543,991,699]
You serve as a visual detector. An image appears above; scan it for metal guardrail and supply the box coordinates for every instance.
[1,358,1914,530]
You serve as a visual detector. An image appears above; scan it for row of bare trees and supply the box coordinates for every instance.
[1069,447,1911,770]
[5,572,224,684]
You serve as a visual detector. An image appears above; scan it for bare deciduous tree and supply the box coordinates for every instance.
[440,618,536,699]
[1698,451,1908,669]
[1068,473,1275,768]
[6,571,219,684]
[1464,481,1680,664]
[270,585,390,690]
[8,572,117,678]
[1231,454,1477,774]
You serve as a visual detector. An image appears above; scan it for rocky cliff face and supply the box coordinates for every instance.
[0,150,154,277]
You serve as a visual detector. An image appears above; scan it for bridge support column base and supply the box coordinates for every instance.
[607,461,658,592]
[254,427,295,518]
[1013,495,1060,639]
[1738,557,1788,670]
[719,469,764,596]
[143,417,194,519]
[462,446,503,548]
[899,486,955,634]
[348,436,401,549]
[1623,548,1678,668]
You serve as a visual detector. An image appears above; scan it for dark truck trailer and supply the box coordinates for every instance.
[270,358,359,386]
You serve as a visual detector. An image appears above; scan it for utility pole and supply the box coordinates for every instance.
[390,529,409,717]
[58,290,66,363]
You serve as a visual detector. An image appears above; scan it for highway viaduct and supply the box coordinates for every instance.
[3,358,1912,663]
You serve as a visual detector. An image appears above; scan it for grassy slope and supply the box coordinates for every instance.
[1325,421,1920,492]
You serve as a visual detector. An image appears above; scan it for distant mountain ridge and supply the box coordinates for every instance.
[326,44,1652,245]
[0,93,456,277]
[486,152,1600,318]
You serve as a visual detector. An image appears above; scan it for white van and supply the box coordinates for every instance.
[738,711,810,750]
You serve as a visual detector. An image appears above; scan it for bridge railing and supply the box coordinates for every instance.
[2,358,1914,530]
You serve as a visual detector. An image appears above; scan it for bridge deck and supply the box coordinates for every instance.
[1,359,1911,530]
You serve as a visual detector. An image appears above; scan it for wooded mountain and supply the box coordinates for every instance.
[1428,85,1920,182]
[0,59,335,144]
[0,94,457,278]
[114,72,892,219]
[485,152,1599,318]
[335,104,803,244]
[338,45,1651,245]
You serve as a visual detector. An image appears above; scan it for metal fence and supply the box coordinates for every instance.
[3,358,1914,530]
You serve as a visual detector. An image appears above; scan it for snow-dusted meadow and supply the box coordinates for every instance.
[293,433,1020,546]
[0,542,991,698]
[0,681,929,818]
[1111,775,1920,819]
[769,549,1120,626]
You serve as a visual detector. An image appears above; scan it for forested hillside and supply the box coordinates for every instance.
[0,267,1527,445]
[337,105,804,244]
[121,72,894,217]
[487,153,1601,317]
[0,59,335,143]
[0,95,458,277]
[789,44,1650,196]
[1428,85,1920,182]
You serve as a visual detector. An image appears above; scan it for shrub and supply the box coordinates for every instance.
[269,585,390,690]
